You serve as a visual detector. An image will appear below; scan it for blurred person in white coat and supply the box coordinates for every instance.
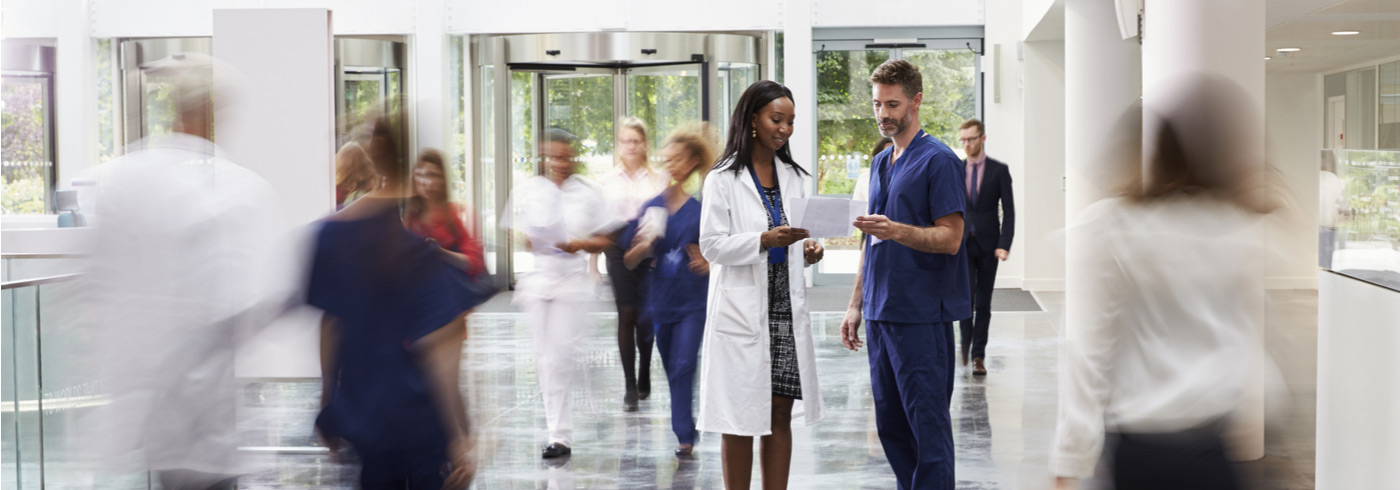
[506,128,617,460]
[82,52,284,490]
[1051,77,1275,490]
[698,80,825,490]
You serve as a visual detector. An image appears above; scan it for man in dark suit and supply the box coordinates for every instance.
[957,119,1014,376]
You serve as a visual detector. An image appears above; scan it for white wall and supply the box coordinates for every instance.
[1316,271,1400,489]
[214,8,334,378]
[984,0,1027,287]
[1020,40,1065,291]
[1265,72,1323,288]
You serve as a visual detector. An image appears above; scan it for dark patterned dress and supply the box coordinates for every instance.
[762,185,803,400]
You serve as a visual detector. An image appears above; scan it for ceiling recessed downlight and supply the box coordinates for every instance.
[1277,47,1302,53]
[1332,31,1361,36]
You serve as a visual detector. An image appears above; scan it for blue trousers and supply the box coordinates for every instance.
[867,320,955,490]
[656,311,705,445]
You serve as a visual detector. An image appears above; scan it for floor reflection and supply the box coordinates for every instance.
[229,291,1315,489]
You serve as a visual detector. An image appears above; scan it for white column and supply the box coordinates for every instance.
[1142,0,1266,461]
[55,0,97,188]
[413,0,448,154]
[216,8,335,378]
[1063,0,1141,366]
[783,0,816,288]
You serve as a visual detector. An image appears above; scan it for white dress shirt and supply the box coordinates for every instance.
[1051,195,1265,478]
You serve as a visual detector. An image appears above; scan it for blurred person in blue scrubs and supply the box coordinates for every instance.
[1050,77,1273,490]
[620,124,717,457]
[307,113,489,490]
[840,59,971,490]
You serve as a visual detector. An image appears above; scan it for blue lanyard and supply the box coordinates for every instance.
[748,163,787,264]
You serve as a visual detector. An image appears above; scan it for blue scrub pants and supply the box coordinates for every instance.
[655,311,705,445]
[867,320,955,490]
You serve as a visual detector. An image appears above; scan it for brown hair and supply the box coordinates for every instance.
[664,123,718,181]
[1125,76,1273,214]
[869,59,923,100]
[960,118,984,136]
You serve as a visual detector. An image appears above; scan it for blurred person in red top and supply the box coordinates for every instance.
[406,149,486,277]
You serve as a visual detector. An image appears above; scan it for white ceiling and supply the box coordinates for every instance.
[1266,0,1400,73]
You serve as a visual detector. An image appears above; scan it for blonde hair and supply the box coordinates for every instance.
[617,117,649,166]
[335,142,375,191]
[663,123,719,188]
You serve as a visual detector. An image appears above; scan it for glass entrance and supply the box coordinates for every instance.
[473,32,764,287]
[811,36,981,284]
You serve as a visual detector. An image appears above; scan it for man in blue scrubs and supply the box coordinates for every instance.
[842,59,971,490]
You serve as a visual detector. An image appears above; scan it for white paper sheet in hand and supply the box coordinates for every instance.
[790,197,868,238]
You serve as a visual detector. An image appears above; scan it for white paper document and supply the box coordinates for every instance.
[789,197,867,239]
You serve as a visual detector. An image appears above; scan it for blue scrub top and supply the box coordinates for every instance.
[621,194,708,319]
[862,130,972,324]
[306,200,492,452]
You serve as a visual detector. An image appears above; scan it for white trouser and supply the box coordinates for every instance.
[525,298,590,446]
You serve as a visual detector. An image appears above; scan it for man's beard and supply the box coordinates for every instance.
[878,112,911,137]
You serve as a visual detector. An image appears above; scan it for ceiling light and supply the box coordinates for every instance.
[1276,47,1302,53]
[1265,56,1272,60]
[1332,31,1360,36]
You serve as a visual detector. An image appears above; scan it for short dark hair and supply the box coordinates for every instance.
[960,119,984,136]
[869,59,922,100]
[544,127,577,147]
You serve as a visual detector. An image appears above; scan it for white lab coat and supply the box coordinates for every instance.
[697,161,825,436]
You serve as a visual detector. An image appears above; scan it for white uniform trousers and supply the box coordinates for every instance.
[525,298,590,446]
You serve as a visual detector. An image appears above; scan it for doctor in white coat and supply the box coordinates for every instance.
[698,80,825,490]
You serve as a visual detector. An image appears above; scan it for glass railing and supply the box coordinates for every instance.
[1,255,88,284]
[1320,149,1400,291]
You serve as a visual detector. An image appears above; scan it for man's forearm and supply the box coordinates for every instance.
[848,250,865,311]
[893,222,962,255]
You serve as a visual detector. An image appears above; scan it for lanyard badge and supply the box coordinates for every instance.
[748,164,787,264]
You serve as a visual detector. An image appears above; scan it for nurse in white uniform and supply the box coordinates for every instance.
[507,128,616,460]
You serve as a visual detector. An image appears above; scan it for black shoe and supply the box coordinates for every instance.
[638,377,651,400]
[674,445,694,458]
[623,390,639,412]
[542,443,571,459]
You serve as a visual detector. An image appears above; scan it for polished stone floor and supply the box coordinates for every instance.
[226,288,1318,489]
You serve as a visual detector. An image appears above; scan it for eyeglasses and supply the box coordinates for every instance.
[959,135,984,144]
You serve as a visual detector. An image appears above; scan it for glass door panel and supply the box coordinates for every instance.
[543,73,616,178]
[901,49,978,156]
[718,62,760,137]
[625,64,703,156]
[508,71,542,279]
[1,75,55,215]
[814,49,891,276]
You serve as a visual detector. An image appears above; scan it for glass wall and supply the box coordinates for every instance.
[1324,61,1400,150]
[2,42,57,215]
[1381,61,1399,150]
[1320,149,1400,292]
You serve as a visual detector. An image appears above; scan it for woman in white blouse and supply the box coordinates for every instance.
[598,118,670,411]
[1051,79,1274,490]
